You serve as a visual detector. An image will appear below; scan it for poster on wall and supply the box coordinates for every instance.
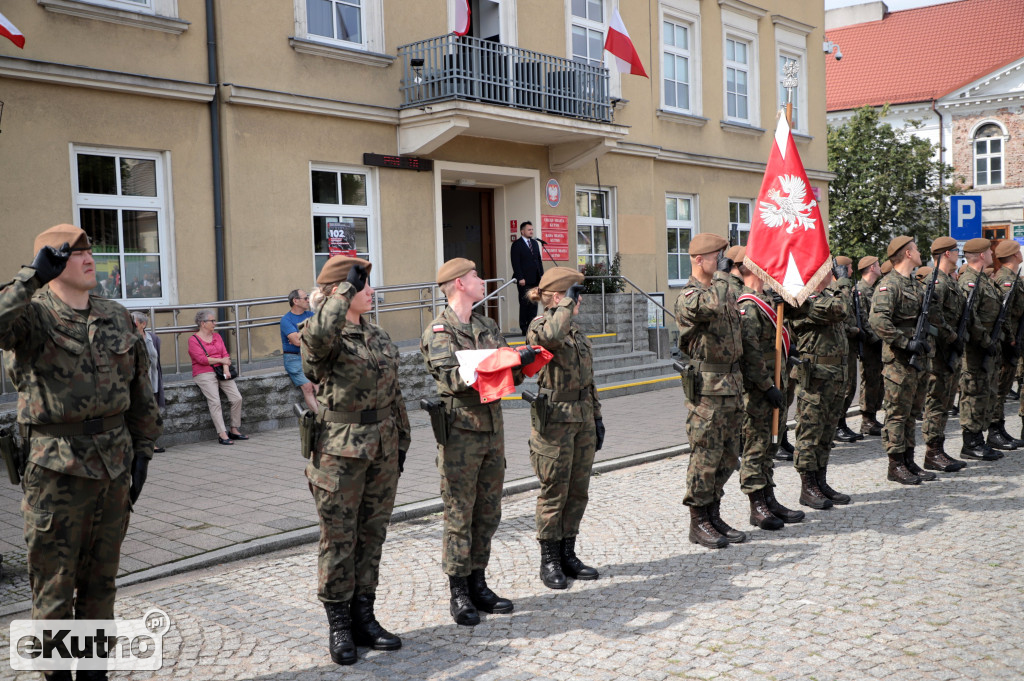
[540,215,570,261]
[327,221,358,257]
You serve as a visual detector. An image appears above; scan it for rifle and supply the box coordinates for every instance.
[949,283,977,372]
[986,277,1017,373]
[908,266,940,372]
[852,286,865,360]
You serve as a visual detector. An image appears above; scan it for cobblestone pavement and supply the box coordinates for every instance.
[2,414,1021,681]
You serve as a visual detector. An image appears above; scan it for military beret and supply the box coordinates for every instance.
[857,256,878,271]
[33,224,90,254]
[436,257,476,285]
[316,255,372,286]
[835,256,852,267]
[963,237,992,254]
[886,235,914,258]
[994,240,1021,259]
[880,261,893,275]
[725,245,744,262]
[538,266,585,292]
[689,233,729,256]
[915,266,933,282]
[930,236,958,254]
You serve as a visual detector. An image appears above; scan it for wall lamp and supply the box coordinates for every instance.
[410,58,424,84]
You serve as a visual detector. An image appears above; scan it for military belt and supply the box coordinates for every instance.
[444,395,485,410]
[321,406,391,425]
[29,414,125,438]
[539,387,587,402]
[693,361,740,373]
[802,354,844,366]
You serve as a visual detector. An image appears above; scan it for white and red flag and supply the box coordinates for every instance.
[604,9,647,78]
[743,114,830,307]
[0,11,25,49]
[453,0,471,36]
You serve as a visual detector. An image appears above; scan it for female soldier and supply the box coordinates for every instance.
[526,267,604,589]
[302,256,411,666]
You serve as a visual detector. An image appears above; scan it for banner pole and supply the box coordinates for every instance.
[773,71,796,445]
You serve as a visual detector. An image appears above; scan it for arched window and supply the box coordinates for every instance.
[974,123,1004,187]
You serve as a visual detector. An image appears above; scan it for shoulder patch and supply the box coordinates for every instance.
[684,290,696,297]
[878,286,887,291]
[533,315,544,320]
[1005,282,1013,287]
[432,324,445,332]
[739,309,746,315]
[968,282,975,288]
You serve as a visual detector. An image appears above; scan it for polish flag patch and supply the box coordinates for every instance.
[878,286,887,291]
[432,324,445,332]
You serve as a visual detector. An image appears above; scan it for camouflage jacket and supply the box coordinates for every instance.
[0,268,162,479]
[726,272,745,299]
[421,305,523,432]
[933,269,963,350]
[855,280,880,345]
[869,270,931,365]
[736,286,782,393]
[789,276,850,374]
[992,265,1024,347]
[301,282,411,459]
[674,271,750,396]
[526,297,601,423]
[958,267,1002,351]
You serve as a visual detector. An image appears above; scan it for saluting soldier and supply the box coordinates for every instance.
[835,256,864,443]
[421,259,532,625]
[920,237,967,472]
[856,256,885,436]
[674,235,776,549]
[0,225,162,681]
[788,259,853,509]
[725,244,746,299]
[988,240,1024,447]
[957,238,1004,460]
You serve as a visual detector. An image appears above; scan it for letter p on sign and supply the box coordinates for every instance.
[950,195,982,240]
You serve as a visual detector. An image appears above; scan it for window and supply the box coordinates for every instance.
[294,0,385,56]
[576,188,613,270]
[662,19,692,112]
[725,37,750,122]
[729,199,752,246]
[570,0,605,67]
[311,166,378,280]
[974,123,1004,187]
[72,147,170,305]
[307,0,363,46]
[667,195,695,284]
[778,54,799,129]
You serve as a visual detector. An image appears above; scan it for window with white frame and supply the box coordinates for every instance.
[667,195,696,284]
[73,147,170,305]
[311,166,377,279]
[974,123,1004,187]
[576,187,614,270]
[729,199,752,246]
[570,0,605,67]
[306,0,364,46]
[777,54,799,129]
[662,19,692,112]
[725,37,751,122]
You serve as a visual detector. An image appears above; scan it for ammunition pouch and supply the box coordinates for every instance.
[673,360,702,404]
[522,390,550,432]
[298,409,318,460]
[420,397,451,447]
[0,425,26,486]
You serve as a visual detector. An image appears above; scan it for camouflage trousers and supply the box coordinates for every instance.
[22,463,131,621]
[794,365,846,472]
[438,428,505,577]
[881,360,924,454]
[995,351,1018,423]
[922,352,957,444]
[739,388,779,494]
[959,351,996,433]
[529,415,597,540]
[307,450,399,603]
[683,394,741,507]
[860,342,884,417]
[842,352,857,414]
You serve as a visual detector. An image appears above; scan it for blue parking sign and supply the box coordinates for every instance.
[950,196,982,240]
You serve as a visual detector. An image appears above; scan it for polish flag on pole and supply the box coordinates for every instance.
[743,114,831,307]
[0,11,25,49]
[453,0,471,36]
[604,9,647,77]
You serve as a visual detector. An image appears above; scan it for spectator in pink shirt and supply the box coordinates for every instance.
[189,309,247,445]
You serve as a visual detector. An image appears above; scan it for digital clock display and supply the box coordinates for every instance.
[363,153,433,171]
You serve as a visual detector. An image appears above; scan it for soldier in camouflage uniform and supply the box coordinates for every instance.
[421,258,531,625]
[674,234,776,549]
[957,238,1005,460]
[0,224,162,681]
[734,248,802,530]
[301,256,410,665]
[921,237,967,472]
[834,256,864,443]
[856,256,884,435]
[788,260,853,510]
[525,267,603,589]
[989,239,1024,447]
[725,245,746,299]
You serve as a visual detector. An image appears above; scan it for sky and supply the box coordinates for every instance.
[824,0,963,10]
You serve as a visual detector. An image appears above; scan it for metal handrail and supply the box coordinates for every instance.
[584,275,676,357]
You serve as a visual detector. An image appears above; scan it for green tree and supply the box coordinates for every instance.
[827,106,960,264]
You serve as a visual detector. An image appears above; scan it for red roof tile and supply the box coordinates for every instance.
[826,0,1024,112]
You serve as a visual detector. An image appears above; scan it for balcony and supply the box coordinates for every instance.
[396,35,626,168]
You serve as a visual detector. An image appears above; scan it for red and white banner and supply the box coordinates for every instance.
[604,10,647,78]
[737,293,791,357]
[453,0,471,36]
[743,115,831,307]
[0,11,25,49]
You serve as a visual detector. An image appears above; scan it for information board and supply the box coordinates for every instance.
[540,215,570,261]
[327,221,357,257]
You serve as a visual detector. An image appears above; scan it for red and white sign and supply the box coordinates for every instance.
[540,215,569,261]
[327,221,357,257]
[0,11,25,48]
[546,179,561,208]
[604,9,647,78]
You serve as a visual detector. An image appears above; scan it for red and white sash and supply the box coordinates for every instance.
[737,293,791,357]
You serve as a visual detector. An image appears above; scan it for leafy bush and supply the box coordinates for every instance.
[581,252,624,294]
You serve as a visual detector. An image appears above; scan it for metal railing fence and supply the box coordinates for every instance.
[584,275,676,358]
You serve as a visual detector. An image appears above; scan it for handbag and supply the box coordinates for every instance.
[194,334,239,381]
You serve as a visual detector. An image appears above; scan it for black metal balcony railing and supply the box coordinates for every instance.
[398,34,612,123]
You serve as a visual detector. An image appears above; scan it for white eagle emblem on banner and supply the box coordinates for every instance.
[758,174,818,234]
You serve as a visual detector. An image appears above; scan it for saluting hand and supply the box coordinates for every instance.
[347,264,368,293]
[30,242,72,285]
[717,252,734,272]
[565,284,585,304]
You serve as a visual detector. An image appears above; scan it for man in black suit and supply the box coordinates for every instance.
[510,220,544,334]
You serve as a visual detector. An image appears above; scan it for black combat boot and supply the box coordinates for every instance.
[43,673,73,681]
[350,593,402,650]
[962,429,999,460]
[924,440,966,472]
[764,485,804,522]
[861,414,882,436]
[798,470,833,509]
[538,540,568,589]
[986,426,1017,451]
[778,431,795,459]
[815,466,851,504]
[560,537,599,580]
[708,500,747,543]
[448,575,481,625]
[76,672,108,681]
[834,419,861,442]
[688,505,728,549]
[886,450,921,485]
[747,489,784,530]
[324,601,358,665]
[997,420,1024,447]
[903,447,936,481]
[467,569,514,613]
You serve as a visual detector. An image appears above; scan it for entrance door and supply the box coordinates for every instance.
[469,0,502,41]
[985,225,1010,269]
[441,185,498,321]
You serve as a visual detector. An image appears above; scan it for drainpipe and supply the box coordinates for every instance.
[932,99,945,225]
[207,0,227,305]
